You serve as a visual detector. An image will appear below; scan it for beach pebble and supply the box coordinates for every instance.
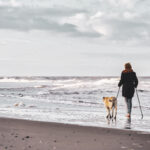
[39,140,42,144]
[54,140,57,143]
[25,136,30,139]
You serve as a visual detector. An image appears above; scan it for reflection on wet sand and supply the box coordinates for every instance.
[106,117,132,130]
[124,117,131,129]
[106,118,117,126]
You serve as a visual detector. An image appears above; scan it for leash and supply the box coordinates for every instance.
[116,87,120,99]
[136,88,143,119]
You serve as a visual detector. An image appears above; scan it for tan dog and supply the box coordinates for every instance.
[103,97,117,120]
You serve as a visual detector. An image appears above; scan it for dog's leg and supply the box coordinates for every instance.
[111,108,114,121]
[114,105,117,120]
[106,108,110,119]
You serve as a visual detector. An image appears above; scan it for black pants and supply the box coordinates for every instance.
[124,97,132,114]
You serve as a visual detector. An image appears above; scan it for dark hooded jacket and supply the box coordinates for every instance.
[118,70,138,98]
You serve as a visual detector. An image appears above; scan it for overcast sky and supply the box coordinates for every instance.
[0,0,150,76]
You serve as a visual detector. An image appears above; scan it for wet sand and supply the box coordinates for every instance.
[0,117,150,150]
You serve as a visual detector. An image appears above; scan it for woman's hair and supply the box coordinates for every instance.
[124,62,132,70]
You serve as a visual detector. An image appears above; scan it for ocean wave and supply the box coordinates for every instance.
[33,85,49,88]
[0,77,48,83]
[0,76,150,133]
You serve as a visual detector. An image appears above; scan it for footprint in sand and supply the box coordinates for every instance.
[9,145,13,148]
[28,145,32,148]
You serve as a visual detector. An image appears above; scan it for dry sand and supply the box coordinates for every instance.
[0,117,150,150]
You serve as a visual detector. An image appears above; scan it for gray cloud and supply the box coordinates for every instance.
[0,6,101,38]
[105,18,150,41]
[0,0,150,42]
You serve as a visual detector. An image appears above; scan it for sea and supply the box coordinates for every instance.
[0,76,149,132]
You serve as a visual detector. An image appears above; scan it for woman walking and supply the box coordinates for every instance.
[118,63,138,118]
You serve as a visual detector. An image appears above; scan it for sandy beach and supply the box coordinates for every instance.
[0,118,150,150]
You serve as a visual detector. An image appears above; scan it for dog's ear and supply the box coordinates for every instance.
[102,97,105,101]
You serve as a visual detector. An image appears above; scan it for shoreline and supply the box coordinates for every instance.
[0,117,150,150]
[0,116,150,134]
